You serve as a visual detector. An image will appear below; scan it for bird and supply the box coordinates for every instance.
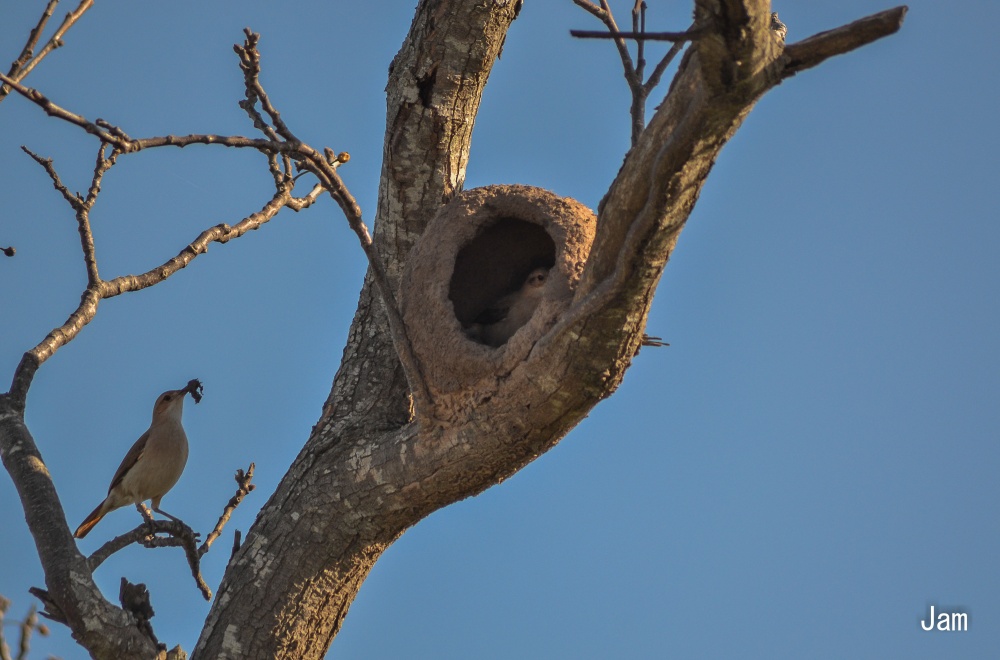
[466,267,549,347]
[74,380,202,539]
[771,12,788,41]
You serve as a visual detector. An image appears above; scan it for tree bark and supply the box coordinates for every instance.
[194,1,524,657]
[0,396,159,659]
[0,1,905,658]
[195,1,796,658]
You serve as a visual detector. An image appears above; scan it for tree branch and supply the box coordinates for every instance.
[782,6,908,78]
[195,1,525,655]
[0,401,160,658]
[84,464,254,601]
[571,2,699,146]
[0,0,94,103]
[0,34,437,424]
[569,28,704,41]
[0,594,11,660]
[200,463,255,557]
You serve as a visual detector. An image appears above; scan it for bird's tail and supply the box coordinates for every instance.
[74,500,109,539]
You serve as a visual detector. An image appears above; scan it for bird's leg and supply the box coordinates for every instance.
[154,506,200,542]
[153,506,183,524]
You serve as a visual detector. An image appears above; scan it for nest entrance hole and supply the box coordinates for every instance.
[449,218,556,327]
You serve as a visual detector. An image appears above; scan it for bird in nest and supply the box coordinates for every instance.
[465,267,549,347]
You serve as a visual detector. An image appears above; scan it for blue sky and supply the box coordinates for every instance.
[1,1,997,658]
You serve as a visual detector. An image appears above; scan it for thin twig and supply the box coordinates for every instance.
[569,28,703,41]
[235,30,297,142]
[16,605,47,660]
[199,464,255,556]
[0,0,94,103]
[20,147,80,208]
[86,465,255,599]
[573,0,638,88]
[89,520,210,599]
[642,36,686,95]
[632,1,646,81]
[286,183,325,211]
[570,2,699,146]
[4,0,59,82]
[3,32,438,425]
[0,594,11,660]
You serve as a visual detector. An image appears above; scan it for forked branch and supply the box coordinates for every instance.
[0,31,433,423]
[85,463,256,601]
[0,0,94,104]
[571,0,697,145]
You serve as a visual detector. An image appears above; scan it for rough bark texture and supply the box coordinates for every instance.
[0,397,159,658]
[401,184,596,394]
[0,0,905,658]
[195,2,787,658]
[193,1,525,657]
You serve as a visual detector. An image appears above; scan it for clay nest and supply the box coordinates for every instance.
[400,184,596,394]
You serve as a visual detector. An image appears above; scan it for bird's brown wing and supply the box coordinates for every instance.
[107,430,149,494]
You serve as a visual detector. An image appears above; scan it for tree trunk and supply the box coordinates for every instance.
[195,1,789,657]
[0,1,905,658]
[194,1,524,657]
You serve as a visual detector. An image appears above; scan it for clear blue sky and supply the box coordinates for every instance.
[2,1,997,658]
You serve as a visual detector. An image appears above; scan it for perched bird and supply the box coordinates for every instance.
[74,380,202,539]
[467,267,549,347]
[770,12,788,41]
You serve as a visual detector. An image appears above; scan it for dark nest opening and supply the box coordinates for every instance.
[449,218,556,329]
[399,184,596,394]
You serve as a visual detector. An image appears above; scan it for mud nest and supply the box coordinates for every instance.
[400,184,596,393]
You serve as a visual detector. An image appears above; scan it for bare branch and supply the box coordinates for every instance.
[571,3,698,146]
[571,0,638,87]
[84,143,120,207]
[632,0,646,80]
[3,47,435,423]
[0,596,51,660]
[20,147,81,209]
[285,183,325,212]
[84,465,255,601]
[0,594,11,660]
[88,520,208,599]
[234,30,297,142]
[0,0,94,103]
[782,6,908,77]
[4,0,58,85]
[569,28,703,41]
[98,188,294,299]
[0,72,122,143]
[200,463,256,557]
[21,144,113,286]
[642,36,687,94]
